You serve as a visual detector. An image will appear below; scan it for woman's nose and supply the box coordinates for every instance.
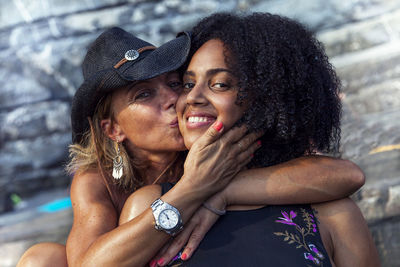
[161,86,179,110]
[186,83,207,106]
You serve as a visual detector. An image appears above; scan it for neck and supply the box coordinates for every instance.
[145,152,179,185]
[129,148,178,185]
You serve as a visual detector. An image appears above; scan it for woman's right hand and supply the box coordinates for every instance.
[180,121,262,199]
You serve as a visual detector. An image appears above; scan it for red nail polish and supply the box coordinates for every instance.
[257,140,262,146]
[181,253,188,260]
[157,258,164,266]
[149,260,156,267]
[213,121,223,131]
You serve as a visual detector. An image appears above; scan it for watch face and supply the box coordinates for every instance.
[158,209,179,230]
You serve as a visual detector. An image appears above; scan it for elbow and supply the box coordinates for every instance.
[80,254,102,267]
[345,160,365,192]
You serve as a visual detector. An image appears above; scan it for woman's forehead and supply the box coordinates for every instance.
[119,71,181,91]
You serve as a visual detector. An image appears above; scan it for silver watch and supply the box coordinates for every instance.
[151,199,183,236]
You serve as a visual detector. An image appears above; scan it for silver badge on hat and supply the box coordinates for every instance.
[125,49,139,61]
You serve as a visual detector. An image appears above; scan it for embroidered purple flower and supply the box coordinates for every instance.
[312,223,317,232]
[308,214,318,232]
[170,251,183,264]
[309,244,325,259]
[304,252,321,265]
[276,210,298,226]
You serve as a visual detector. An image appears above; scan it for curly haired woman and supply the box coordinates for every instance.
[122,13,380,266]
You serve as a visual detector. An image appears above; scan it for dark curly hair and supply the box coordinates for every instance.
[188,13,342,167]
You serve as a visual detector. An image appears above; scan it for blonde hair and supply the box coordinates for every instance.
[66,94,142,192]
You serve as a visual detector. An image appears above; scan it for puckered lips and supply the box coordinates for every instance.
[185,111,216,129]
[169,117,179,128]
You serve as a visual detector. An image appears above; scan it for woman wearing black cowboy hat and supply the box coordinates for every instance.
[17,27,364,267]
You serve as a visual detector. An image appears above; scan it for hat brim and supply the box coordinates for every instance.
[71,32,191,144]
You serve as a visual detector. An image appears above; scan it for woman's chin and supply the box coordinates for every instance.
[183,135,201,150]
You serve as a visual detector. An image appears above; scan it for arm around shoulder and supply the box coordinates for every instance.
[333,158,365,191]
[221,156,365,206]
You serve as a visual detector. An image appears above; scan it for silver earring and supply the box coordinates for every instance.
[112,141,123,180]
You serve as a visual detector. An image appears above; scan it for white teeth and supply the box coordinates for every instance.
[188,117,209,123]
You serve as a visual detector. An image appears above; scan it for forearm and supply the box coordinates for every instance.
[78,210,168,267]
[223,156,365,206]
[77,181,208,267]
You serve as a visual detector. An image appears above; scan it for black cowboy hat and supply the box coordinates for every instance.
[71,27,191,144]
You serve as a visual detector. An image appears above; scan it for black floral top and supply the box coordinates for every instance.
[162,184,332,267]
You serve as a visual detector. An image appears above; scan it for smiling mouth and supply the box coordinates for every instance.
[186,116,216,128]
[188,117,213,123]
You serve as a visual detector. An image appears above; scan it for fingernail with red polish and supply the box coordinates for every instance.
[257,140,262,146]
[181,253,188,260]
[149,260,156,267]
[213,121,223,132]
[157,258,164,266]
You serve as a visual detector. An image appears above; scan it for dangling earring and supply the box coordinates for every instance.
[112,140,123,180]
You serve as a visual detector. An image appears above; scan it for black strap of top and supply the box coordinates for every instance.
[160,182,174,195]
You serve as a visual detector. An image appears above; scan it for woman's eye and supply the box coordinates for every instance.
[210,82,230,91]
[168,81,182,87]
[183,82,195,91]
[168,81,183,92]
[134,90,152,100]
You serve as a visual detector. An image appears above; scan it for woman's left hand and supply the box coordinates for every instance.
[151,194,226,266]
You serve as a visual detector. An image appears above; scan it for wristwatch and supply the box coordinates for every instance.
[151,198,183,236]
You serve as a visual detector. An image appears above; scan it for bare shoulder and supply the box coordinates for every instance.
[124,184,162,210]
[312,198,381,267]
[70,170,110,203]
[119,184,162,225]
[312,197,362,218]
[69,169,117,225]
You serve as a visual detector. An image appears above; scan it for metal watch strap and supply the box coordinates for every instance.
[151,198,183,236]
[151,198,164,212]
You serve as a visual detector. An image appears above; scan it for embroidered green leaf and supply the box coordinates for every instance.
[284,236,289,241]
[288,240,294,244]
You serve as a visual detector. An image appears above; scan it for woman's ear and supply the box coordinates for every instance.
[101,119,126,142]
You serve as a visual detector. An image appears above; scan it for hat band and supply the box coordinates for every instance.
[114,46,157,69]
